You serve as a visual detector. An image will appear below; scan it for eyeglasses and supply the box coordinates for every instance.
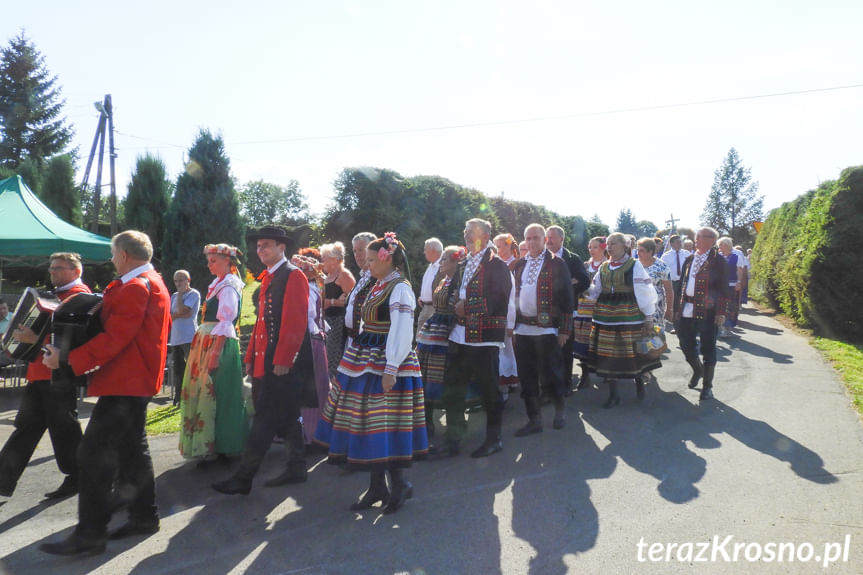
[48,266,74,272]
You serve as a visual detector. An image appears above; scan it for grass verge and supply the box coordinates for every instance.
[812,338,863,417]
[146,404,182,435]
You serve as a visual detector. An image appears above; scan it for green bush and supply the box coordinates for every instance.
[751,165,863,339]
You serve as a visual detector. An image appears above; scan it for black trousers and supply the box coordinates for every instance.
[239,372,305,479]
[441,342,502,442]
[515,334,567,403]
[678,311,719,365]
[77,396,155,538]
[171,343,191,402]
[0,379,82,495]
[561,329,575,387]
[671,280,683,319]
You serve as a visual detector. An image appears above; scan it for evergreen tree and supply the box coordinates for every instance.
[586,214,610,240]
[238,179,309,228]
[635,219,658,238]
[40,153,81,226]
[0,32,73,168]
[163,130,243,293]
[125,154,172,260]
[615,208,639,236]
[701,148,764,242]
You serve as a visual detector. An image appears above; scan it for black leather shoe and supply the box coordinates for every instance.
[109,520,160,540]
[44,476,78,500]
[699,387,714,401]
[635,377,646,401]
[39,533,106,556]
[428,441,460,458]
[470,440,503,458]
[211,476,252,495]
[602,394,621,409]
[264,468,308,487]
[514,420,542,437]
[383,481,413,514]
[552,415,566,430]
[350,487,390,510]
[0,483,14,498]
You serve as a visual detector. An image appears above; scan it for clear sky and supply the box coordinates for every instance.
[3,0,862,235]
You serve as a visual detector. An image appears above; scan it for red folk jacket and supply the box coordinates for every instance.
[244,261,309,378]
[27,282,93,382]
[67,267,171,397]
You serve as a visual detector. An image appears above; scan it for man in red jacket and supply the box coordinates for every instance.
[212,225,312,495]
[40,231,171,556]
[0,252,91,501]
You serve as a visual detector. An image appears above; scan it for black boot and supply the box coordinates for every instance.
[700,364,715,400]
[383,468,413,514]
[471,423,503,458]
[635,376,645,401]
[266,420,308,486]
[351,470,389,510]
[602,380,620,409]
[515,396,543,436]
[211,473,253,495]
[687,356,704,389]
[425,407,436,439]
[552,396,566,429]
[576,364,590,390]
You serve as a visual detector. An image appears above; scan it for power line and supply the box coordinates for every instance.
[111,82,863,150]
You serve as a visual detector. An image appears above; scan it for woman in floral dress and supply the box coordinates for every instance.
[179,244,248,465]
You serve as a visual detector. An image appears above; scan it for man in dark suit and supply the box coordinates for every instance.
[40,231,171,556]
[546,225,590,392]
[434,218,513,459]
[676,227,729,401]
[512,224,573,435]
[212,225,313,495]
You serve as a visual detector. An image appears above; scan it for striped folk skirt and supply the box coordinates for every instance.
[314,341,428,470]
[588,321,661,379]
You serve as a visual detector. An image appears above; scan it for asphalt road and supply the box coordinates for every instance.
[1,305,861,574]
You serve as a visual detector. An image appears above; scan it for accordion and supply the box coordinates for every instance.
[1,287,60,362]
[51,292,103,387]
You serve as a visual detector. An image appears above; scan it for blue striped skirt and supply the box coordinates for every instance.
[314,371,428,470]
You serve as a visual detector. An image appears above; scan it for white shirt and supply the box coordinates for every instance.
[449,248,515,347]
[357,271,416,376]
[206,274,244,339]
[56,277,85,292]
[660,248,691,281]
[120,262,154,284]
[308,283,322,335]
[515,252,556,336]
[419,257,441,303]
[682,251,711,318]
[587,258,657,324]
[267,257,287,275]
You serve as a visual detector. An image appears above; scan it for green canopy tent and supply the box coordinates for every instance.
[0,175,112,292]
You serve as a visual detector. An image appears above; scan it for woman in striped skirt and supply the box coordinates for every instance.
[586,232,658,408]
[416,245,463,437]
[315,233,428,514]
[572,236,606,390]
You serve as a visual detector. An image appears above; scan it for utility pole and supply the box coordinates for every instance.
[80,94,116,234]
[106,94,118,236]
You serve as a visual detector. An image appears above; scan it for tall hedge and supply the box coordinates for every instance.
[751,165,863,339]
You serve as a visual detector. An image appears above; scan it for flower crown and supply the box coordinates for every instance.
[451,246,467,261]
[291,254,323,275]
[377,231,400,261]
[204,243,243,258]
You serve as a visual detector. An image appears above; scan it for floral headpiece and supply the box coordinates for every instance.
[377,231,400,261]
[451,246,467,261]
[204,243,243,258]
[291,254,321,274]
